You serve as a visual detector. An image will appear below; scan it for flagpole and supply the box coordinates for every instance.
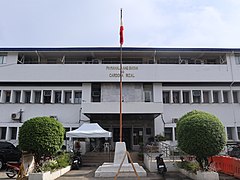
[119,8,123,143]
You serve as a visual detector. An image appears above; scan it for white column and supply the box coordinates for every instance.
[6,127,10,141]
[40,90,44,103]
[210,90,214,103]
[179,90,183,103]
[200,90,204,103]
[0,90,3,103]
[153,83,162,103]
[190,90,193,103]
[220,90,224,103]
[30,90,34,103]
[61,90,65,103]
[10,90,14,103]
[20,90,24,103]
[170,90,173,103]
[51,90,54,103]
[71,90,74,104]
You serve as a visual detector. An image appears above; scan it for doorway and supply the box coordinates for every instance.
[113,128,132,150]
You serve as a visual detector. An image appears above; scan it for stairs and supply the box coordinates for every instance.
[82,152,114,166]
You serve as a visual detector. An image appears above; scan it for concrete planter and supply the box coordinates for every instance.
[29,166,71,180]
[179,168,219,180]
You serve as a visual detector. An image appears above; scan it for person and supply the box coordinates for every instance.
[75,140,81,152]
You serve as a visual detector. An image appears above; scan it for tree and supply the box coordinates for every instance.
[176,110,226,170]
[19,116,65,163]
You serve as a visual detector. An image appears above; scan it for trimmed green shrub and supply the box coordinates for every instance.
[19,116,65,163]
[176,110,226,170]
[177,161,200,174]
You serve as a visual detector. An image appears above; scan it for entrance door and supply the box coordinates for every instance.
[113,128,132,150]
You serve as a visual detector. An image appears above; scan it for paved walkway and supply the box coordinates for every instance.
[0,167,238,180]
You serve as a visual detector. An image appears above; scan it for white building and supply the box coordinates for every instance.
[0,47,240,150]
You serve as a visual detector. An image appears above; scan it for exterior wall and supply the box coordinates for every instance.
[1,48,240,147]
[1,64,239,83]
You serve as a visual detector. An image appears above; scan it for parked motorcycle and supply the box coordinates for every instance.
[71,151,82,170]
[5,162,21,178]
[156,154,167,177]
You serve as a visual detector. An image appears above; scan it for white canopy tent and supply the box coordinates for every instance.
[66,123,112,138]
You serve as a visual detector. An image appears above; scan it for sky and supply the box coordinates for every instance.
[0,0,240,48]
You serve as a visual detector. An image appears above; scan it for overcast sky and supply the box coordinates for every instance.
[0,0,240,48]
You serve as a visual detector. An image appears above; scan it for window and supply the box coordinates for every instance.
[227,127,233,140]
[223,91,230,103]
[10,127,17,140]
[183,91,190,103]
[192,90,201,103]
[65,91,72,103]
[163,91,170,103]
[146,128,152,135]
[213,91,220,103]
[233,91,239,103]
[203,91,210,103]
[14,91,21,103]
[0,56,6,64]
[5,91,11,103]
[172,91,180,103]
[235,55,240,64]
[24,91,31,103]
[144,91,152,102]
[133,128,143,145]
[34,91,41,103]
[91,83,101,102]
[43,90,51,103]
[164,127,173,140]
[238,127,240,140]
[55,91,62,103]
[174,127,177,140]
[74,91,82,104]
[0,127,7,140]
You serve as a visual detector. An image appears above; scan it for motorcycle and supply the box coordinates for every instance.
[5,162,21,178]
[156,154,167,177]
[71,151,82,170]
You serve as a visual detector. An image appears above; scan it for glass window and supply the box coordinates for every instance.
[203,91,210,103]
[233,91,239,103]
[223,91,230,103]
[74,91,82,104]
[65,91,72,104]
[10,127,17,140]
[172,91,180,103]
[183,91,190,103]
[0,56,6,64]
[5,91,11,103]
[55,91,62,103]
[34,91,41,103]
[43,90,51,103]
[192,90,201,103]
[213,91,220,103]
[238,127,240,140]
[24,91,31,103]
[174,127,177,140]
[15,91,21,103]
[163,91,170,103]
[0,127,7,140]
[133,128,143,145]
[146,128,152,135]
[227,127,233,140]
[164,127,173,140]
[235,55,240,64]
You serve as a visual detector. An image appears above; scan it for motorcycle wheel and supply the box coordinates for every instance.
[6,169,17,178]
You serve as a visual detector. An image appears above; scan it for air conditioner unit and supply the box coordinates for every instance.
[92,91,100,97]
[172,118,179,123]
[11,113,20,120]
[43,91,51,96]
[50,116,58,120]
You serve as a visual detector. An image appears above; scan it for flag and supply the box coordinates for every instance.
[120,9,124,45]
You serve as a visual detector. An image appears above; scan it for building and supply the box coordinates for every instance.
[0,47,240,150]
